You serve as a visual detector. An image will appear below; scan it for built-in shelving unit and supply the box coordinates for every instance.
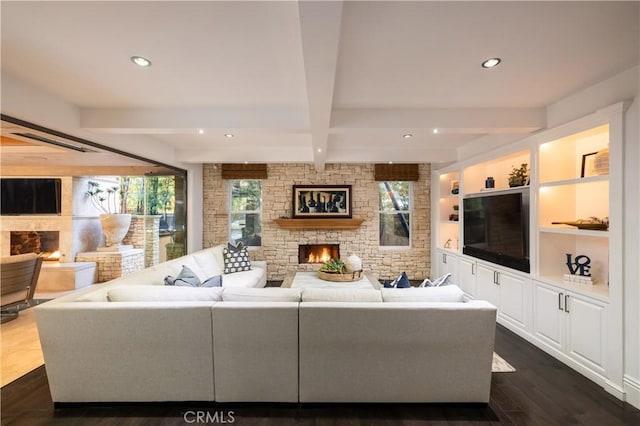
[537,124,610,296]
[435,171,461,250]
[431,102,627,401]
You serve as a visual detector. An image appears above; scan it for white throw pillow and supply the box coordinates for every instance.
[301,288,383,303]
[419,273,452,287]
[222,287,301,302]
[381,285,464,303]
[107,286,223,302]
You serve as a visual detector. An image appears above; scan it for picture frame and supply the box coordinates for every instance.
[292,185,352,218]
[580,152,598,178]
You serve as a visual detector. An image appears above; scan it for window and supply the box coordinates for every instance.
[229,180,262,247]
[378,181,411,247]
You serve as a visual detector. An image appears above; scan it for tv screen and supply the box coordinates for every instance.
[1,178,62,215]
[463,191,530,273]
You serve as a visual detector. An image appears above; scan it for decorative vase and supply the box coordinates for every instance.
[346,254,362,272]
[99,214,132,247]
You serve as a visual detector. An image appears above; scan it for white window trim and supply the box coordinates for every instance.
[228,180,262,247]
[378,181,413,249]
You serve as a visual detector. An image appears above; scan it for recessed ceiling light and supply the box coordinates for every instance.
[198,129,204,135]
[482,58,501,69]
[433,129,439,134]
[131,56,152,67]
[402,133,413,139]
[224,133,234,138]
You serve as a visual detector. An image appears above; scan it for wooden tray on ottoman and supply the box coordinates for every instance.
[317,270,363,282]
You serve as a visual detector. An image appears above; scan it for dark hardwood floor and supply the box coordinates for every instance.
[2,324,639,425]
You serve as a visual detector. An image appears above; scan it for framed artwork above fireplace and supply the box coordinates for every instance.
[292,185,352,219]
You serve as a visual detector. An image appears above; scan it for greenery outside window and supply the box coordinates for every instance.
[378,181,411,247]
[229,180,262,247]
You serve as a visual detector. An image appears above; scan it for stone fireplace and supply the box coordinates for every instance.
[10,230,60,261]
[298,244,340,264]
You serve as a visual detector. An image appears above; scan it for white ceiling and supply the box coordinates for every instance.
[1,1,638,171]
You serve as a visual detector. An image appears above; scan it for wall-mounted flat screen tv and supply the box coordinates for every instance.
[1,178,62,215]
[463,190,530,273]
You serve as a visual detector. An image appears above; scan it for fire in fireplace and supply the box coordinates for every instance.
[298,244,340,264]
[10,231,60,261]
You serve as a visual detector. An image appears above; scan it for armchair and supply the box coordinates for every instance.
[1,253,43,323]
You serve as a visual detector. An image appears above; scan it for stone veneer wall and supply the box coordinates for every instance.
[203,163,431,282]
[123,215,160,267]
[76,249,145,283]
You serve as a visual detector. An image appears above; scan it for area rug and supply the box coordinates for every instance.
[492,352,516,372]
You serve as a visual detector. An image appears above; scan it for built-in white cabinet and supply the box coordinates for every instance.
[476,264,529,333]
[533,280,606,375]
[431,102,627,399]
[435,249,459,285]
[458,256,476,297]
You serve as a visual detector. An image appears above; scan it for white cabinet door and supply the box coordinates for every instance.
[532,281,607,374]
[436,250,459,284]
[475,264,499,307]
[458,257,476,297]
[498,271,528,331]
[565,293,606,373]
[533,282,564,351]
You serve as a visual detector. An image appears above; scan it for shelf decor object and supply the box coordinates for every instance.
[450,180,459,194]
[551,217,609,231]
[292,185,352,219]
[508,163,528,187]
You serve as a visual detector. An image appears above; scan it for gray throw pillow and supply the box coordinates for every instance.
[165,265,201,287]
[201,275,223,287]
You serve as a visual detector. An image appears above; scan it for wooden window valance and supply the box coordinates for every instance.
[374,164,419,181]
[221,164,268,179]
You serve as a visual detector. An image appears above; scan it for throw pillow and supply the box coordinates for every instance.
[201,275,223,287]
[164,265,201,286]
[223,241,251,274]
[419,273,452,287]
[390,271,411,288]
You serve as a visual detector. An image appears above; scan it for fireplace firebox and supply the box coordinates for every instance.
[298,244,340,264]
[10,231,60,261]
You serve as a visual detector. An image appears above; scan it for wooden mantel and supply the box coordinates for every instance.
[273,218,365,230]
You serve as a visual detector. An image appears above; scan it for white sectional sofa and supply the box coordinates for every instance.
[35,247,497,404]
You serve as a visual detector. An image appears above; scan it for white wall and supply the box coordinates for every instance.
[544,65,640,408]
[1,71,203,253]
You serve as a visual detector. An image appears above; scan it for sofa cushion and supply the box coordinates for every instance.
[223,242,251,274]
[222,287,301,302]
[381,285,464,303]
[221,267,265,288]
[107,286,224,302]
[301,288,383,303]
[191,247,223,278]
